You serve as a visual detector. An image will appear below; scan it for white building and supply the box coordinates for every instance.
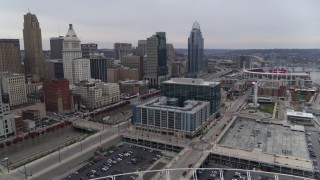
[287,110,314,126]
[76,80,120,109]
[72,58,91,84]
[63,24,82,84]
[1,72,27,106]
[0,83,16,140]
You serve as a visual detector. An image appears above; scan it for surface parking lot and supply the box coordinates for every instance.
[64,143,163,180]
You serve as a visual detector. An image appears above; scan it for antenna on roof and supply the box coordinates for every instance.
[28,8,30,13]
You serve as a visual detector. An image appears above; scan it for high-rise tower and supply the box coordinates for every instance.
[145,32,168,88]
[62,24,82,84]
[188,21,204,78]
[23,12,45,82]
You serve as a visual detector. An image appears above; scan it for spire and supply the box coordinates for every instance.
[192,21,200,30]
[65,24,80,41]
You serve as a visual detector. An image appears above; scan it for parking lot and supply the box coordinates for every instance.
[64,143,163,180]
[305,131,320,179]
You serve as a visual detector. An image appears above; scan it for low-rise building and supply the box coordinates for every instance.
[287,110,314,126]
[22,109,41,128]
[132,96,210,138]
[119,80,149,95]
[76,80,120,110]
[22,119,36,132]
[107,66,139,83]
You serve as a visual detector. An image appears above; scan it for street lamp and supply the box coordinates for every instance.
[58,148,61,163]
[4,158,9,173]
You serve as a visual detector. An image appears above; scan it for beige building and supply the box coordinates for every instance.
[72,58,91,84]
[172,61,186,77]
[76,80,120,109]
[0,39,24,74]
[121,55,143,79]
[11,102,46,118]
[1,72,27,106]
[0,83,16,140]
[107,67,139,83]
[23,12,45,82]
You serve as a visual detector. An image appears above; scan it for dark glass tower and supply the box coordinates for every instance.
[188,21,204,78]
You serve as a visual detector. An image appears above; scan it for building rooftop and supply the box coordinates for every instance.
[163,78,220,86]
[136,96,209,113]
[218,119,310,160]
[287,110,314,119]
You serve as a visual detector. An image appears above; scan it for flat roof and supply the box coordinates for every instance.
[163,78,220,86]
[136,96,209,113]
[287,111,314,119]
[218,119,310,160]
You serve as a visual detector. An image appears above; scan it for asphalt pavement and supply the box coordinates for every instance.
[64,143,162,180]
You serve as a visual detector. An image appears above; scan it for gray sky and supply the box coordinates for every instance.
[1,0,320,49]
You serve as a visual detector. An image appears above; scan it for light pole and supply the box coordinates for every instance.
[58,148,61,163]
[5,158,9,173]
[80,141,83,155]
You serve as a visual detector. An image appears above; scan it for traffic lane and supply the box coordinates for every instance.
[308,131,320,174]
[68,143,162,180]
[25,130,115,177]
[143,162,167,180]
[0,127,83,165]
[34,135,121,180]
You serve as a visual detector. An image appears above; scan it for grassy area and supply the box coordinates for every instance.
[294,94,308,101]
[258,103,275,114]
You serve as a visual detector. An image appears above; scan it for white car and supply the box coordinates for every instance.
[2,157,8,162]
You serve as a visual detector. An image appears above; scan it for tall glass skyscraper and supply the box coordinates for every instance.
[188,21,204,78]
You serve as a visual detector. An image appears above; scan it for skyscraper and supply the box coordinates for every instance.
[50,36,64,59]
[23,12,45,82]
[0,39,24,74]
[114,43,132,60]
[145,32,168,88]
[62,24,82,84]
[188,21,204,78]
[136,40,147,56]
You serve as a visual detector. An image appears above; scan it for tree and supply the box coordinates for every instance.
[0,143,5,149]
[24,135,29,140]
[41,131,45,135]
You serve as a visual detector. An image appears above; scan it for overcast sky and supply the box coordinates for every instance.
[1,0,319,50]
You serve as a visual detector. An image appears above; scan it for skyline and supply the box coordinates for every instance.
[1,0,320,50]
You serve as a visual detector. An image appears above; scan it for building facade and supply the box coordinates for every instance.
[23,12,45,81]
[162,78,221,115]
[62,24,82,84]
[76,80,120,110]
[114,43,132,60]
[145,32,168,88]
[90,57,111,82]
[81,43,98,58]
[132,97,210,137]
[43,79,71,114]
[121,55,144,80]
[45,59,64,80]
[119,80,149,95]
[107,67,140,83]
[72,58,91,84]
[0,39,24,74]
[50,36,64,59]
[136,40,147,56]
[0,83,15,140]
[1,72,27,106]
[188,21,204,78]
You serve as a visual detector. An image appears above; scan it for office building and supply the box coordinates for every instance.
[62,24,82,84]
[166,43,175,77]
[136,40,147,56]
[119,80,149,95]
[50,36,64,59]
[23,12,45,81]
[22,109,41,128]
[0,83,16,140]
[72,58,91,84]
[107,67,139,83]
[45,59,64,80]
[132,96,210,137]
[0,39,24,74]
[121,55,144,80]
[114,43,132,60]
[81,43,98,58]
[145,32,168,88]
[76,80,120,110]
[1,72,27,106]
[188,21,204,78]
[162,78,221,115]
[43,79,71,114]
[90,57,112,83]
